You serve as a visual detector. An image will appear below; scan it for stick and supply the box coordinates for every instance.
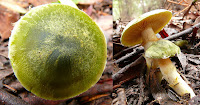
[113,56,145,86]
[113,46,144,64]
[165,22,200,40]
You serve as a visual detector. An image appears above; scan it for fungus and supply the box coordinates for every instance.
[121,9,195,98]
[8,3,107,100]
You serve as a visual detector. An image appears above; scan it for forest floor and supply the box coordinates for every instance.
[0,0,113,105]
[112,1,200,105]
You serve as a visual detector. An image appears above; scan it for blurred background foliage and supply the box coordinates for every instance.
[113,0,165,21]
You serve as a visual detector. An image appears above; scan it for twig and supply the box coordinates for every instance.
[174,5,190,17]
[3,84,17,93]
[113,56,145,86]
[182,0,198,19]
[113,46,144,64]
[80,93,110,104]
[165,22,200,40]
[113,46,134,59]
[0,89,28,105]
[167,0,188,6]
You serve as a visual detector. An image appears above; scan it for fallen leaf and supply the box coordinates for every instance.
[27,0,57,6]
[0,69,13,80]
[0,5,19,41]
[188,95,200,104]
[95,15,112,43]
[177,52,187,71]
[85,5,93,16]
[0,1,28,14]
[77,0,103,5]
[112,88,127,105]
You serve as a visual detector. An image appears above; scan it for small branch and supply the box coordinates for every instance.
[165,22,200,40]
[113,46,135,59]
[3,84,17,93]
[113,46,144,64]
[182,0,197,19]
[113,56,146,86]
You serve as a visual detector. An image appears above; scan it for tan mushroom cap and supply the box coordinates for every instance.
[121,9,172,46]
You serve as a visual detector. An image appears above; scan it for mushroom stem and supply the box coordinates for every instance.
[157,58,195,98]
[141,27,159,50]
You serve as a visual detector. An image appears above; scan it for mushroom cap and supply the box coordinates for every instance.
[9,4,107,100]
[121,9,172,46]
[145,40,180,59]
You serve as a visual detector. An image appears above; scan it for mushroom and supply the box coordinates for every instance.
[145,39,195,98]
[121,9,195,98]
[8,3,107,100]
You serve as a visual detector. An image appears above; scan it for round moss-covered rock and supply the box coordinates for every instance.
[145,39,180,59]
[8,4,107,100]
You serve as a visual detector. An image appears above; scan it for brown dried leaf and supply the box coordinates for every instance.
[27,0,57,6]
[78,78,113,97]
[112,88,127,105]
[0,5,19,40]
[193,16,200,25]
[183,22,192,30]
[96,15,112,42]
[0,1,28,14]
[19,92,66,105]
[177,52,187,71]
[78,0,103,5]
[0,0,29,8]
[189,95,200,104]
[0,69,13,80]
[7,80,24,91]
[85,5,93,16]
